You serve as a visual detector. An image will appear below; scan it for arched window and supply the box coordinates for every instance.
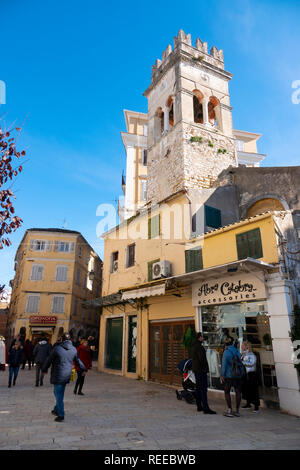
[166,96,174,127]
[193,90,204,124]
[208,96,220,128]
[154,107,164,140]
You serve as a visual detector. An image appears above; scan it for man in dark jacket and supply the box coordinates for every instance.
[191,332,216,415]
[42,333,86,422]
[7,341,23,388]
[33,335,52,387]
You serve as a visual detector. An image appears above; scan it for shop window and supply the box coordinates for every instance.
[148,214,160,239]
[185,247,203,273]
[236,228,263,260]
[148,259,160,281]
[126,243,135,268]
[205,205,222,229]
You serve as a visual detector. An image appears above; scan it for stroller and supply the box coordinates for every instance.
[175,359,197,404]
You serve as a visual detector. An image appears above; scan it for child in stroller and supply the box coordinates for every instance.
[175,359,196,404]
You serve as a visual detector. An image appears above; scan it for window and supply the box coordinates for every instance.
[26,294,40,313]
[52,295,65,314]
[142,149,147,166]
[154,107,164,141]
[236,139,245,152]
[205,205,222,229]
[29,239,52,252]
[148,214,160,239]
[30,264,44,281]
[78,246,82,258]
[193,90,204,124]
[76,269,80,286]
[148,259,160,281]
[55,265,68,282]
[73,298,78,316]
[86,254,89,265]
[110,251,119,273]
[141,180,147,201]
[143,124,148,136]
[54,241,75,253]
[185,248,203,273]
[236,228,263,260]
[126,244,135,268]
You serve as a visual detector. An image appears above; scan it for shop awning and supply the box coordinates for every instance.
[165,257,277,288]
[121,283,166,301]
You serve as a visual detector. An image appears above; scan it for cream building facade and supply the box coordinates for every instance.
[7,228,102,346]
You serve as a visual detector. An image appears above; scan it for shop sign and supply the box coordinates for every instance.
[29,316,57,324]
[192,272,266,306]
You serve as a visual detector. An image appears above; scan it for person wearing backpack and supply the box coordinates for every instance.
[221,337,245,418]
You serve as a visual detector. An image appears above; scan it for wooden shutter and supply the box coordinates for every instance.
[236,228,263,260]
[205,205,222,229]
[148,214,160,239]
[185,248,203,273]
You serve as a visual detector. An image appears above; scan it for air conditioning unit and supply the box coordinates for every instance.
[152,260,171,280]
[112,260,118,273]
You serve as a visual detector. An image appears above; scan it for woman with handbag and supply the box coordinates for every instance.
[241,341,260,413]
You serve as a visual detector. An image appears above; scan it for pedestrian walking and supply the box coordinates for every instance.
[241,341,260,413]
[42,333,86,422]
[33,334,52,386]
[7,341,23,388]
[74,338,92,395]
[191,332,216,415]
[22,339,34,370]
[221,337,245,418]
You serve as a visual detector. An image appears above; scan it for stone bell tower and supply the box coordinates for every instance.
[144,30,238,204]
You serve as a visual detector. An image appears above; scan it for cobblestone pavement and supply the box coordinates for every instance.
[0,364,299,450]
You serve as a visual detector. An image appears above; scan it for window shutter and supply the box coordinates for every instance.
[236,228,263,260]
[56,266,68,281]
[205,205,222,229]
[185,248,203,273]
[45,240,52,252]
[54,241,59,252]
[30,240,35,251]
[52,296,65,313]
[148,214,160,239]
[26,295,40,313]
[70,242,75,253]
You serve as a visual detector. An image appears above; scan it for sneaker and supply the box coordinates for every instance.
[233,411,241,417]
[223,410,234,418]
[242,404,251,409]
[203,409,216,415]
[252,409,260,414]
[54,416,64,422]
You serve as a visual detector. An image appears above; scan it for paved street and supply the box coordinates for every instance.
[0,364,299,450]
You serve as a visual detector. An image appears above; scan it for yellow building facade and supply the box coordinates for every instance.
[7,228,102,346]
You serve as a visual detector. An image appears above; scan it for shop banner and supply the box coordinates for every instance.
[29,315,57,324]
[192,272,266,306]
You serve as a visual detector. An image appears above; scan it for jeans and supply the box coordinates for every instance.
[53,383,66,418]
[36,363,45,385]
[194,372,209,411]
[9,366,19,385]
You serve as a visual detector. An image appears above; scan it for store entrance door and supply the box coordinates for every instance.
[149,320,195,385]
[105,317,123,370]
[31,331,52,346]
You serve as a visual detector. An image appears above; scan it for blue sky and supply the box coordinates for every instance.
[0,0,300,287]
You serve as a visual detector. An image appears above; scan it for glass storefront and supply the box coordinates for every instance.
[202,300,279,405]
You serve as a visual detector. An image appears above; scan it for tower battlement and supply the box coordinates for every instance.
[151,29,224,82]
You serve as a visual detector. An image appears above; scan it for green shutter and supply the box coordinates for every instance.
[236,228,263,260]
[185,248,203,273]
[148,214,160,239]
[205,205,222,229]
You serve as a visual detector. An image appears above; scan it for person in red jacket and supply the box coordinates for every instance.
[73,339,92,395]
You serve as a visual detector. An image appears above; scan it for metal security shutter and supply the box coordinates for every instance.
[185,248,203,273]
[236,228,263,260]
